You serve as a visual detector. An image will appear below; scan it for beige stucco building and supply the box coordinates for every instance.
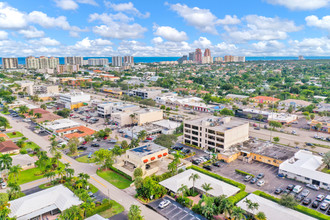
[111,108,163,126]
[183,116,249,152]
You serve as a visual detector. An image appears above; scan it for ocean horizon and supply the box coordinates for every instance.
[1,56,330,65]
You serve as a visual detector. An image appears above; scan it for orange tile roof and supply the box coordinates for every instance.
[0,140,19,153]
[0,133,9,140]
[251,96,280,102]
[58,126,95,139]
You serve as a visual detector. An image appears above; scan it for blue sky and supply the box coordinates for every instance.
[0,0,330,57]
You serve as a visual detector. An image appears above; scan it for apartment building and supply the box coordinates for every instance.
[129,88,162,99]
[32,85,59,95]
[183,116,249,152]
[88,58,108,66]
[57,64,79,74]
[112,56,122,67]
[26,56,59,70]
[2,58,18,69]
[124,56,134,66]
[65,56,84,65]
[59,92,90,109]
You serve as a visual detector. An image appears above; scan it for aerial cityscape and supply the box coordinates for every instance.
[0,0,330,220]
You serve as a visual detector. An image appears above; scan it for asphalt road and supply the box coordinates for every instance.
[4,114,165,220]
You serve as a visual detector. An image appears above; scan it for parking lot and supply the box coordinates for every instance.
[148,196,205,220]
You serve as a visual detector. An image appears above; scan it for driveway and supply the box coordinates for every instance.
[148,196,206,220]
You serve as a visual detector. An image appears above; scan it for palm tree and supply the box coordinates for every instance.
[231,206,246,220]
[177,184,188,196]
[78,173,90,181]
[244,198,259,214]
[189,173,200,193]
[129,113,137,126]
[315,123,322,136]
[48,140,58,154]
[257,114,264,127]
[128,204,144,220]
[137,130,147,142]
[65,168,74,178]
[8,165,22,184]
[220,198,233,218]
[201,183,213,196]
[7,182,21,200]
[255,211,267,220]
[200,195,216,219]
[40,104,47,110]
[54,151,62,167]
[59,205,83,220]
[0,154,13,176]
[18,105,29,114]
[167,161,177,175]
[0,116,10,130]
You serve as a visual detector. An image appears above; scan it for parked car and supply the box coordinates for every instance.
[295,194,304,202]
[306,143,314,146]
[77,146,87,151]
[327,208,330,215]
[282,189,290,195]
[311,200,320,208]
[192,159,201,165]
[82,141,87,145]
[108,139,117,144]
[172,146,183,151]
[256,180,265,187]
[287,184,295,191]
[275,188,283,195]
[145,164,150,169]
[88,192,95,198]
[254,127,260,130]
[292,185,303,194]
[182,148,191,154]
[292,130,297,134]
[22,118,31,122]
[203,165,212,171]
[212,161,221,167]
[306,183,320,191]
[91,143,100,147]
[319,202,329,211]
[324,195,330,204]
[244,175,253,182]
[250,177,258,184]
[316,194,325,202]
[301,189,310,197]
[302,198,312,205]
[158,199,171,209]
[256,173,264,179]
[1,182,6,189]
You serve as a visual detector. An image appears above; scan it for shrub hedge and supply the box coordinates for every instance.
[188,165,246,191]
[228,191,249,204]
[253,190,329,220]
[86,199,112,217]
[109,166,132,181]
[235,169,255,177]
[176,196,193,208]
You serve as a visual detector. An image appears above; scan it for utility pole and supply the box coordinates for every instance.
[270,94,275,142]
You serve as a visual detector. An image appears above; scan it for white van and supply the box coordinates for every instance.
[292,185,303,194]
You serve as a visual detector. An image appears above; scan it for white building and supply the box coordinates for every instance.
[2,58,18,69]
[267,113,298,124]
[9,185,82,220]
[97,102,139,117]
[59,92,90,109]
[65,56,84,65]
[152,119,181,134]
[279,99,312,109]
[129,88,162,99]
[279,150,330,190]
[124,56,134,66]
[237,194,316,220]
[111,107,163,126]
[155,93,178,105]
[26,56,59,70]
[43,119,81,132]
[112,56,122,67]
[88,58,108,66]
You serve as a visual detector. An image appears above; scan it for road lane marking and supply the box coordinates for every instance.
[91,176,107,188]
[27,179,47,186]
[62,157,72,164]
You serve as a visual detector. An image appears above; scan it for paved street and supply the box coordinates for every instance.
[4,114,166,220]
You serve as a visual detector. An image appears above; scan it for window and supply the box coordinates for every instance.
[322,183,328,186]
[305,177,310,180]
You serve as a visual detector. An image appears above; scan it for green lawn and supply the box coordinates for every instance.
[97,170,132,189]
[21,141,40,152]
[76,155,96,163]
[88,183,99,193]
[17,167,44,185]
[322,167,330,174]
[0,111,10,115]
[99,200,124,218]
[7,131,24,139]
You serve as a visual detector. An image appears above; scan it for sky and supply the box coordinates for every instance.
[0,0,330,57]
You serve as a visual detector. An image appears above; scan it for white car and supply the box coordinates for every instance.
[158,199,171,209]
[257,180,265,187]
[292,185,303,194]
[1,182,7,189]
[22,118,31,122]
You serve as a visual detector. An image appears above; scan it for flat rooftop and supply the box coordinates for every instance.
[129,143,166,157]
[242,140,297,161]
[185,116,248,132]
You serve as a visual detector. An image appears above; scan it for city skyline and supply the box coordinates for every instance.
[0,0,330,57]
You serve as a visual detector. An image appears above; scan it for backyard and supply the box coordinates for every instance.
[17,167,44,185]
[76,155,96,163]
[7,131,24,138]
[99,200,125,218]
[97,169,132,189]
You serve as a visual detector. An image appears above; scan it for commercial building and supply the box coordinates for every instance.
[279,150,330,190]
[218,140,297,166]
[160,169,240,197]
[310,117,330,133]
[195,48,202,64]
[97,102,139,117]
[28,85,59,96]
[129,88,162,99]
[99,75,120,81]
[112,56,122,67]
[88,58,108,66]
[155,93,178,105]
[183,116,249,152]
[56,125,95,141]
[9,185,82,220]
[314,103,330,113]
[2,58,18,69]
[250,96,280,104]
[124,56,134,66]
[111,107,163,126]
[26,56,59,70]
[267,113,298,124]
[59,92,90,109]
[235,109,297,124]
[57,64,79,74]
[65,56,84,65]
[237,194,316,220]
[43,119,81,132]
[225,94,249,100]
[279,99,312,109]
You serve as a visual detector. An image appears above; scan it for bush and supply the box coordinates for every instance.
[176,196,193,208]
[253,190,329,220]
[109,166,132,181]
[235,169,255,177]
[228,191,249,204]
[20,149,27,154]
[188,165,246,191]
[86,199,112,217]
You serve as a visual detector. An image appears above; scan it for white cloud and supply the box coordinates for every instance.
[19,26,45,38]
[266,0,330,10]
[193,37,212,48]
[54,0,79,10]
[89,13,133,23]
[217,15,240,25]
[224,15,302,42]
[154,26,188,42]
[0,31,8,40]
[28,11,71,29]
[76,0,98,6]
[168,3,220,34]
[305,15,330,30]
[94,38,113,46]
[152,37,163,44]
[252,40,285,51]
[0,2,27,29]
[105,1,150,18]
[29,37,61,46]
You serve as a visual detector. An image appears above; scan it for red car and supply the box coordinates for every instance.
[82,141,87,145]
[103,136,108,140]
[146,137,153,140]
[253,124,257,127]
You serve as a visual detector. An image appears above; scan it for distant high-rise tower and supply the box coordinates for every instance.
[204,48,211,57]
[189,52,195,61]
[124,56,134,66]
[2,58,18,69]
[195,48,202,64]
[177,55,187,64]
[65,56,83,65]
[112,56,123,67]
